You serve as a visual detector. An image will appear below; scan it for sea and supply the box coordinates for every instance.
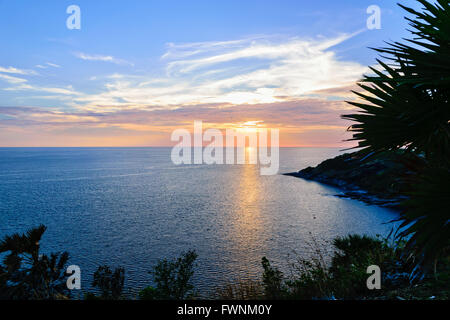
[0,147,398,296]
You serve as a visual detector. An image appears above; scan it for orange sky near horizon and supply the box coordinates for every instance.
[0,94,360,148]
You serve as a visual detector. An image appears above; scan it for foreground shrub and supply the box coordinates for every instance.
[87,265,125,300]
[0,225,70,300]
[261,234,414,300]
[328,235,400,298]
[139,250,197,300]
[261,257,287,299]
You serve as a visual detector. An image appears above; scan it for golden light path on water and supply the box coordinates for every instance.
[223,147,267,283]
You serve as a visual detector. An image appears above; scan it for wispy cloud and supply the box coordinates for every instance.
[46,62,61,68]
[2,35,365,109]
[0,73,28,84]
[74,52,134,66]
[35,62,61,69]
[71,33,367,109]
[5,84,80,96]
[0,66,36,75]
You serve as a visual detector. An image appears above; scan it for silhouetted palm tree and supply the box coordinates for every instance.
[0,225,70,299]
[342,0,450,275]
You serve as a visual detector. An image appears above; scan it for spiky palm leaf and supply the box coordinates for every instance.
[0,224,46,258]
[397,165,450,267]
[381,0,450,88]
[344,59,450,162]
[343,0,450,165]
[342,0,450,274]
[0,225,70,299]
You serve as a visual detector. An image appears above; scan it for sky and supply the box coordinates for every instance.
[0,0,424,147]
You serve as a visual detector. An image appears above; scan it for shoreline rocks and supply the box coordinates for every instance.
[284,151,409,209]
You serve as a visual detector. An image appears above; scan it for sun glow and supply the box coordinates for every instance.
[235,120,266,134]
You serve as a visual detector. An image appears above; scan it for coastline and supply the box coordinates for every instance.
[284,151,409,210]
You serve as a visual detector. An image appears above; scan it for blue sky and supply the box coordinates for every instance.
[0,0,425,146]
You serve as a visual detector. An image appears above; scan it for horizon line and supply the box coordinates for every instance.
[0,145,350,149]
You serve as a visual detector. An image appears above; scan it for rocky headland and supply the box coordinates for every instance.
[284,151,411,209]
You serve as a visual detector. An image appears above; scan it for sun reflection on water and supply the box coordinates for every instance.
[225,160,268,281]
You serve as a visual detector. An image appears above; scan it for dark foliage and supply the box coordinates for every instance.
[261,235,412,300]
[0,225,70,300]
[91,265,125,299]
[261,257,285,299]
[139,250,197,300]
[342,0,450,273]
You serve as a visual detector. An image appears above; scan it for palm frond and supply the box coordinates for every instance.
[343,0,450,273]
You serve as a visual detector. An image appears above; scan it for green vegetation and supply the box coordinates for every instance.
[0,225,70,300]
[217,235,449,300]
[85,265,125,300]
[260,235,402,299]
[342,0,450,274]
[139,250,198,300]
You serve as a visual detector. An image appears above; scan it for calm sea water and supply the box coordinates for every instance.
[0,147,398,296]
